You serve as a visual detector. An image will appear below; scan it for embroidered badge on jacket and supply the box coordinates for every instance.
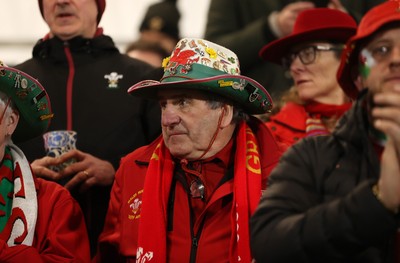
[104,72,123,89]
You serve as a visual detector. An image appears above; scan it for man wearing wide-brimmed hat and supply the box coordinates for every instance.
[251,2,400,262]
[0,63,89,262]
[94,38,282,262]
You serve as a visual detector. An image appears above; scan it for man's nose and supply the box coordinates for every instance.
[161,106,180,127]
[389,46,400,69]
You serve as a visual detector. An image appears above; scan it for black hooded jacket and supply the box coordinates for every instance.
[14,34,162,256]
[251,90,400,262]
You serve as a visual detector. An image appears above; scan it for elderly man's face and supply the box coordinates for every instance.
[158,89,226,160]
[361,28,400,95]
[42,0,98,40]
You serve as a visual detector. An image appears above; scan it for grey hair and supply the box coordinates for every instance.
[204,94,249,124]
[0,91,17,143]
[0,91,15,117]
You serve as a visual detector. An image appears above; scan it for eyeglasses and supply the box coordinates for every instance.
[282,45,343,68]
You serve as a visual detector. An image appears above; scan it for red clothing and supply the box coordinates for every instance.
[0,178,90,263]
[93,119,282,262]
[266,102,307,150]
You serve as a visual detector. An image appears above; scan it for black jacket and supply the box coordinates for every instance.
[251,91,399,262]
[14,34,162,256]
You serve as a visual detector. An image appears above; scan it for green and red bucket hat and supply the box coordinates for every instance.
[0,64,53,142]
[128,38,273,115]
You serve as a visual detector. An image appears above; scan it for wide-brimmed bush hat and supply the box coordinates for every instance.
[0,64,53,142]
[128,38,273,114]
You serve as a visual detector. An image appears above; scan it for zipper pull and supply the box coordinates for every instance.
[192,237,198,247]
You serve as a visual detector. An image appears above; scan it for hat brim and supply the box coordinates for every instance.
[128,74,273,115]
[259,28,357,65]
[0,66,53,143]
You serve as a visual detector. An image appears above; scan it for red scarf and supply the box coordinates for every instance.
[304,101,352,137]
[136,121,262,262]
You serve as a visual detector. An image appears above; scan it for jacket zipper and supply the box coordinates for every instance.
[63,41,75,130]
[189,198,205,263]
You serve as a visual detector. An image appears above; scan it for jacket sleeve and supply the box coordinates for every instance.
[250,138,399,262]
[0,186,90,263]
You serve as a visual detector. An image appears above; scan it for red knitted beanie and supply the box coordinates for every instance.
[38,0,106,24]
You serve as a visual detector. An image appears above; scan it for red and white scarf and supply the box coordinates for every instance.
[136,121,262,262]
[0,143,37,246]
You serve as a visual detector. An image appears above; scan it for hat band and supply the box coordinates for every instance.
[161,63,236,83]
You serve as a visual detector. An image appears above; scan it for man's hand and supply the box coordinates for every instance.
[31,149,115,193]
[276,1,315,37]
[373,88,400,211]
[327,0,348,13]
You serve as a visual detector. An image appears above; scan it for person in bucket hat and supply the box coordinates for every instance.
[93,38,282,263]
[251,2,400,262]
[0,63,90,262]
[259,8,356,151]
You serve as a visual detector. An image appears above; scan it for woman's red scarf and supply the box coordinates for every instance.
[304,101,352,137]
[136,121,262,262]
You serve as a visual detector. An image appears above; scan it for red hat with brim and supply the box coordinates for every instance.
[259,8,357,65]
[337,1,400,99]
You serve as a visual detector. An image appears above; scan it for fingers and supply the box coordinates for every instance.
[278,2,314,36]
[64,170,92,192]
[57,149,84,163]
[372,91,400,141]
[327,0,347,12]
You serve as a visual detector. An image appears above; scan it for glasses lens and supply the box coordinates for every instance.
[282,53,296,69]
[299,46,316,65]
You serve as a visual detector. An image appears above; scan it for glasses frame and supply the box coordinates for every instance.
[282,45,343,69]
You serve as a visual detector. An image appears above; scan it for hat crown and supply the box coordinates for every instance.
[292,8,357,35]
[162,38,241,80]
[357,1,400,41]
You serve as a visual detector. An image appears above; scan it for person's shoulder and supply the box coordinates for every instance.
[13,58,37,71]
[120,136,162,167]
[35,177,76,204]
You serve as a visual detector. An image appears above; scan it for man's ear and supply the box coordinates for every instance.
[6,110,19,136]
[220,104,234,128]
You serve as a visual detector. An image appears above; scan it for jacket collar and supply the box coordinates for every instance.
[32,34,119,62]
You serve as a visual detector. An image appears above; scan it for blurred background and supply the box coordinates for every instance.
[0,0,211,66]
